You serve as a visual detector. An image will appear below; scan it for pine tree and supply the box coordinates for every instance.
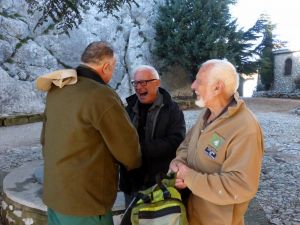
[254,15,286,90]
[154,0,266,79]
[259,34,274,90]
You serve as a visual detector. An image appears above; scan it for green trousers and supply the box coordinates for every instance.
[48,208,114,225]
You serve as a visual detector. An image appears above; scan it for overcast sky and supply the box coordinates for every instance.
[230,0,299,49]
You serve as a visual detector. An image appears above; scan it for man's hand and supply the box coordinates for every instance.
[175,177,187,189]
[177,163,191,179]
[169,160,181,173]
[169,161,192,189]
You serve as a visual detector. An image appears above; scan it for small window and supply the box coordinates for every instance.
[284,58,292,75]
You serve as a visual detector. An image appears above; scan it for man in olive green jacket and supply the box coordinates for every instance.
[40,41,141,225]
[170,59,264,225]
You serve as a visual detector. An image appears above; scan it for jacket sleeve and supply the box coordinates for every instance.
[171,110,205,164]
[96,98,141,171]
[184,126,264,205]
[171,126,195,164]
[143,103,186,159]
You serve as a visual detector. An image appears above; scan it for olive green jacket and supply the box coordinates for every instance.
[41,73,141,216]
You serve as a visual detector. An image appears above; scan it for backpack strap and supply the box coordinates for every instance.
[155,172,176,184]
[137,192,151,203]
[155,173,177,199]
[158,182,171,199]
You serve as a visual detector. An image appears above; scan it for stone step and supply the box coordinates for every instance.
[0,114,44,127]
[0,99,196,127]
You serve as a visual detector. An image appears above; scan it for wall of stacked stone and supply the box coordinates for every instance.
[273,50,300,92]
[0,100,195,127]
[253,90,300,99]
[0,113,44,127]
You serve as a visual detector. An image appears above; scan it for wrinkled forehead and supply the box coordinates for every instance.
[134,69,155,80]
[196,64,213,81]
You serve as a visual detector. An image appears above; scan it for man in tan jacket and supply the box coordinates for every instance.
[169,59,264,225]
[40,41,141,225]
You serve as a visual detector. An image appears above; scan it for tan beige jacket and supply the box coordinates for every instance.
[172,94,264,225]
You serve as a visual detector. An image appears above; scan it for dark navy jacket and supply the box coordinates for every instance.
[119,87,186,193]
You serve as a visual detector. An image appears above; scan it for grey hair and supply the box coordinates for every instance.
[132,65,160,79]
[202,59,239,96]
[81,41,114,64]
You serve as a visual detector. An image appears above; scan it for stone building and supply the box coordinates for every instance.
[273,49,300,92]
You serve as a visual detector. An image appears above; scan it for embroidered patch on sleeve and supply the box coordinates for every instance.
[204,146,217,160]
[209,133,225,150]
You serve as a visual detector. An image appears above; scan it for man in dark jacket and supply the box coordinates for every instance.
[119,65,186,206]
[40,41,141,225]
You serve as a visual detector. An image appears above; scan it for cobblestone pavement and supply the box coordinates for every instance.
[1,99,300,225]
[0,123,42,172]
[256,113,300,225]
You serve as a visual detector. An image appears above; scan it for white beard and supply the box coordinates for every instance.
[195,98,206,108]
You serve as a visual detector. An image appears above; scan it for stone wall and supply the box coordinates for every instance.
[253,89,300,99]
[273,49,300,92]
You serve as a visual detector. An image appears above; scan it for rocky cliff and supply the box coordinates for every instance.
[0,0,172,114]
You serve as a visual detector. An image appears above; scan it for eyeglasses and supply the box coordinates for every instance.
[131,79,158,87]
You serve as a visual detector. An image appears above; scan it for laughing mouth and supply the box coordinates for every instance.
[138,92,148,97]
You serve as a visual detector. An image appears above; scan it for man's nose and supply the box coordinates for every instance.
[191,80,196,90]
[134,85,142,92]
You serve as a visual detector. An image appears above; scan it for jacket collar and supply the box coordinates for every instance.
[76,64,106,85]
[228,92,243,112]
[199,93,243,129]
[221,92,245,118]
[150,91,164,110]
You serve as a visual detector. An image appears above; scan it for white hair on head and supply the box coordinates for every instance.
[132,65,160,80]
[202,59,239,96]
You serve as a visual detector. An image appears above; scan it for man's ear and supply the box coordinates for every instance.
[214,81,225,94]
[102,62,112,75]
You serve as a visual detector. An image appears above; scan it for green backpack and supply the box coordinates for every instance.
[128,174,189,225]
